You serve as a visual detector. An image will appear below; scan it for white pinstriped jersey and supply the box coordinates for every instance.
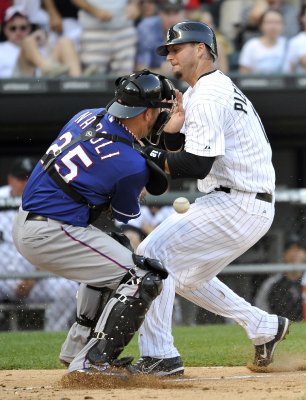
[181,70,275,194]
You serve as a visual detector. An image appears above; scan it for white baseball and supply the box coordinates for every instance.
[173,197,190,213]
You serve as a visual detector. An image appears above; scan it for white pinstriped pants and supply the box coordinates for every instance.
[137,190,278,358]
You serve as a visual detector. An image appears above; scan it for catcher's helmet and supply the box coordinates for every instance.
[156,21,218,61]
[106,70,175,119]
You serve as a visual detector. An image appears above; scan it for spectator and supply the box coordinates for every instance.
[135,0,186,75]
[218,0,253,46]
[239,9,287,74]
[239,0,299,48]
[255,236,305,321]
[135,0,159,25]
[284,4,306,73]
[0,157,78,331]
[17,24,82,77]
[0,5,31,78]
[71,0,137,76]
[42,0,82,49]
[0,5,82,78]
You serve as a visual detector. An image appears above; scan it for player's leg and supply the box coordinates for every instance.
[135,192,286,369]
[60,231,134,365]
[136,275,184,376]
[177,277,278,342]
[175,277,289,367]
[68,255,167,372]
[59,283,113,365]
[138,275,178,357]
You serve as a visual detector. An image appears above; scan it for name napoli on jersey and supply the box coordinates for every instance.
[44,110,122,184]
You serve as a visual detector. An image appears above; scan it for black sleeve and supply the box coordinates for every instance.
[159,131,185,151]
[167,151,215,179]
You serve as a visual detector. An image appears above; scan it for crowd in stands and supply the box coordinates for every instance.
[0,0,306,79]
[0,157,78,331]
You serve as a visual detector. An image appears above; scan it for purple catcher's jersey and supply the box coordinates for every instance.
[22,108,149,226]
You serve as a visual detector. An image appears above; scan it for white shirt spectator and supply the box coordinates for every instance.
[284,32,306,73]
[0,42,20,78]
[239,36,287,73]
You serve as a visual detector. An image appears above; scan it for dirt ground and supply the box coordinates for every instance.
[1,361,306,400]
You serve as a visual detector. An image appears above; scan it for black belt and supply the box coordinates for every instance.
[215,187,273,203]
[26,212,48,221]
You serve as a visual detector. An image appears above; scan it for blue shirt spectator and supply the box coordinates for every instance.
[135,0,186,74]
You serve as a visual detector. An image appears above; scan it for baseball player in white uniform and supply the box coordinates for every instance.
[133,21,290,376]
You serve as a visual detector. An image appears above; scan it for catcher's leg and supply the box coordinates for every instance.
[60,283,113,365]
[68,255,167,372]
[60,231,133,365]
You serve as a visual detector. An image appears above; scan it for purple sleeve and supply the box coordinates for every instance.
[110,172,148,223]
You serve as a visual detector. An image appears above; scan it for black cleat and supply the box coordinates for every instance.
[253,316,290,367]
[132,356,184,376]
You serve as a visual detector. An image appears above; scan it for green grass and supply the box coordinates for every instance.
[0,323,305,370]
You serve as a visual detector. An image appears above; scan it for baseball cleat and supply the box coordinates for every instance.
[131,356,184,376]
[253,316,290,367]
[74,362,129,377]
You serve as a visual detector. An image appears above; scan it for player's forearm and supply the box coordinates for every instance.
[144,145,215,179]
[167,152,215,179]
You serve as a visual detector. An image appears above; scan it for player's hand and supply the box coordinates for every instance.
[163,90,185,134]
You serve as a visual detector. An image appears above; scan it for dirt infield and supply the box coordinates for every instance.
[1,363,306,400]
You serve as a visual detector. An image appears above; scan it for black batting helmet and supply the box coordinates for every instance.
[106,70,175,119]
[156,21,218,61]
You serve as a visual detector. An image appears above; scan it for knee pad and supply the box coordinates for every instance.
[86,270,164,366]
[133,253,168,279]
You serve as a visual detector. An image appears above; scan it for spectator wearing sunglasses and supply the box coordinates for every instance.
[0,5,82,78]
[0,5,31,78]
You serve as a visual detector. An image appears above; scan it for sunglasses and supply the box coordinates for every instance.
[8,25,29,32]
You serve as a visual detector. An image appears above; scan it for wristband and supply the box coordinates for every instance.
[143,146,167,170]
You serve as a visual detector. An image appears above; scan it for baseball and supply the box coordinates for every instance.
[173,197,190,213]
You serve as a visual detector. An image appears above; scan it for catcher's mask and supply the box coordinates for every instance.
[106,69,176,145]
